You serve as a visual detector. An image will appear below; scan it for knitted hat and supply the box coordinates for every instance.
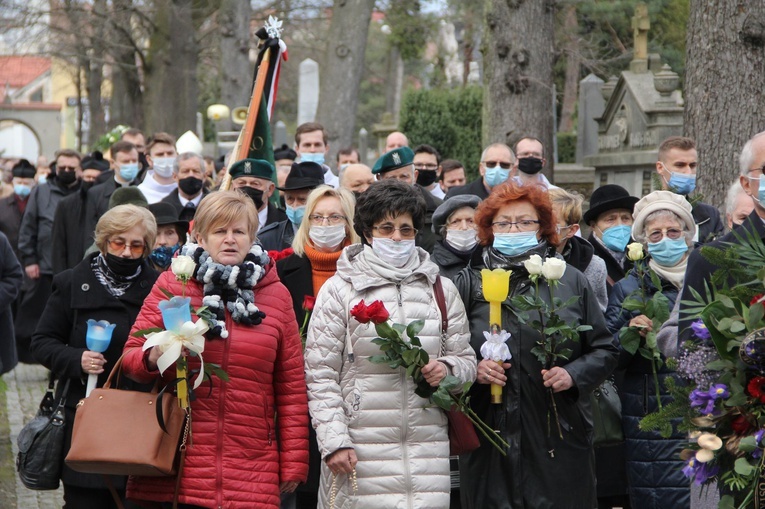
[108,187,148,209]
[372,146,415,174]
[631,190,696,240]
[431,195,481,233]
[228,158,273,180]
[11,159,35,179]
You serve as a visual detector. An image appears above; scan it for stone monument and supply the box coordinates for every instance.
[297,58,319,126]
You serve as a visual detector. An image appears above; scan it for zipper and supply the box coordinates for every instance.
[401,367,413,509]
[264,391,272,446]
[395,283,403,308]
[215,313,233,508]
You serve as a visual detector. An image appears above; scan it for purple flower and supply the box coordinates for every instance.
[755,430,765,459]
[691,320,711,340]
[690,388,712,412]
[701,399,717,415]
[682,458,697,478]
[693,462,719,485]
[708,384,729,400]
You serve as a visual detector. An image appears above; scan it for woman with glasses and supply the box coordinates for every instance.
[304,179,476,508]
[276,185,359,509]
[430,195,481,279]
[31,204,159,508]
[605,191,695,509]
[454,182,618,509]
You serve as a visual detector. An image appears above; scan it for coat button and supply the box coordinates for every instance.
[140,281,148,288]
[81,283,89,291]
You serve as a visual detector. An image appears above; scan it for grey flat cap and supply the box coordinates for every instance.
[432,195,481,233]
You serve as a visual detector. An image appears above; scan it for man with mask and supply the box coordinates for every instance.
[137,132,178,203]
[0,159,35,261]
[295,122,338,188]
[120,127,149,183]
[229,158,287,233]
[336,147,360,173]
[512,137,556,189]
[257,161,325,252]
[413,144,445,199]
[655,136,723,243]
[583,184,639,296]
[446,143,515,200]
[160,152,209,222]
[339,163,374,196]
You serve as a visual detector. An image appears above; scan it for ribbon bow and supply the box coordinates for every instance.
[142,320,209,389]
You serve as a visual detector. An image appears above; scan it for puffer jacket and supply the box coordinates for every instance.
[122,262,309,509]
[305,244,476,509]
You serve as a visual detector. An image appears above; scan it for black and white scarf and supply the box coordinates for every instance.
[92,254,142,297]
[180,242,270,339]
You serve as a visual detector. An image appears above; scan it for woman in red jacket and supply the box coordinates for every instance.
[122,191,309,509]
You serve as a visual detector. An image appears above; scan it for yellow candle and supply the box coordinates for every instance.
[481,269,511,404]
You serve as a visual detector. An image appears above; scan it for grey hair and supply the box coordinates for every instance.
[635,209,693,246]
[173,152,205,175]
[739,131,765,175]
[480,143,515,163]
[725,180,747,216]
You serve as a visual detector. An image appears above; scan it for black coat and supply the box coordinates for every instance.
[588,232,633,295]
[445,177,490,201]
[51,188,90,274]
[692,201,724,244]
[0,194,25,260]
[415,184,442,254]
[0,232,23,375]
[454,248,619,509]
[30,253,158,489]
[84,177,119,247]
[264,203,288,228]
[430,240,475,280]
[160,188,210,222]
[258,219,295,252]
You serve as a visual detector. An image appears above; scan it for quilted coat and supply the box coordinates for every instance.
[121,261,309,509]
[305,244,476,509]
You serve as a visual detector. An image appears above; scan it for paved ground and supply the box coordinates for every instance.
[1,363,64,508]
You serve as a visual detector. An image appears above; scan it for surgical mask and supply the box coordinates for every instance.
[518,157,544,175]
[751,176,765,204]
[153,157,175,178]
[484,166,510,188]
[600,224,631,252]
[13,184,31,198]
[446,229,478,252]
[37,175,47,185]
[119,163,139,182]
[286,204,306,226]
[371,238,416,268]
[339,163,349,173]
[149,244,180,269]
[178,177,204,196]
[300,153,325,166]
[492,231,538,257]
[647,237,688,267]
[666,171,696,195]
[309,224,346,251]
[416,170,438,187]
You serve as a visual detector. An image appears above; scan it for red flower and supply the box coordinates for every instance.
[269,247,294,262]
[731,415,756,435]
[366,300,390,324]
[350,300,371,323]
[747,376,765,403]
[303,295,316,312]
[751,294,765,308]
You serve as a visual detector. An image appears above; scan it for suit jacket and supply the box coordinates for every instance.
[692,201,724,244]
[160,188,210,222]
[444,178,490,201]
[265,203,287,228]
[258,220,294,252]
[0,194,25,260]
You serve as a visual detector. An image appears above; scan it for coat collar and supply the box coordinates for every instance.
[70,253,158,308]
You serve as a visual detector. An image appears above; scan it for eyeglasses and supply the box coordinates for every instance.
[372,225,418,238]
[556,225,573,235]
[491,220,540,233]
[309,214,347,225]
[107,238,145,255]
[647,228,684,243]
[57,166,78,172]
[482,160,512,170]
[414,164,438,171]
[447,218,476,229]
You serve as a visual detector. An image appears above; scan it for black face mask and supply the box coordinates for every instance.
[105,253,143,277]
[178,177,204,197]
[80,180,95,194]
[57,170,78,186]
[239,186,264,210]
[416,170,438,187]
[518,157,544,175]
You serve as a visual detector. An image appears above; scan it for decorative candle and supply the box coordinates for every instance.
[85,320,116,397]
[481,268,512,404]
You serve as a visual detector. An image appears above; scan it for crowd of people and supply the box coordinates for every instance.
[3,120,764,509]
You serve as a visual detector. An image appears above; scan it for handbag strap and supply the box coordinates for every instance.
[433,276,448,357]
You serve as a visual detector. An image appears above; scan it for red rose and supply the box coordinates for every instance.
[751,294,765,308]
[731,414,756,435]
[350,300,371,323]
[748,376,765,403]
[366,300,390,324]
[303,295,316,312]
[268,247,294,262]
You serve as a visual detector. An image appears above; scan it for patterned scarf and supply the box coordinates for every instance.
[180,242,270,339]
[91,253,142,297]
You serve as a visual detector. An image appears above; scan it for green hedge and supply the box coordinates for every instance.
[557,132,576,164]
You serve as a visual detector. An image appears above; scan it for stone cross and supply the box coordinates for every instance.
[632,3,650,61]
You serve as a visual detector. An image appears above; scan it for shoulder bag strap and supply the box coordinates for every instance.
[433,276,448,357]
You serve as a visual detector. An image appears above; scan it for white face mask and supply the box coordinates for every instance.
[153,157,176,178]
[309,224,346,251]
[445,229,478,252]
[371,238,416,268]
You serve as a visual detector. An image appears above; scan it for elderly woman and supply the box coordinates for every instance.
[605,190,694,509]
[304,179,476,508]
[122,191,308,508]
[454,182,618,509]
[147,202,189,271]
[31,204,158,508]
[430,195,481,279]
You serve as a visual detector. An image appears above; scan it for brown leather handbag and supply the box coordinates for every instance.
[65,352,188,477]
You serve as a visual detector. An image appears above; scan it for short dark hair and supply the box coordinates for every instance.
[439,159,464,181]
[513,136,545,157]
[121,128,144,139]
[336,146,360,162]
[354,179,426,245]
[295,122,327,146]
[111,140,137,157]
[146,132,177,154]
[54,148,82,162]
[413,144,441,165]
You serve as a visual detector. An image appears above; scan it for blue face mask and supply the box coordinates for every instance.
[13,184,31,198]
[749,176,765,204]
[119,163,139,182]
[286,205,306,226]
[492,231,539,257]
[149,244,180,269]
[666,172,696,195]
[484,166,510,188]
[648,237,688,267]
[300,153,325,166]
[37,175,47,185]
[600,224,631,253]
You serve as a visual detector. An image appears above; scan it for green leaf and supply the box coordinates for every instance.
[440,375,461,393]
[159,287,174,299]
[375,322,397,339]
[725,392,748,407]
[368,355,388,365]
[734,457,755,476]
[739,435,758,452]
[645,331,658,349]
[431,386,453,410]
[410,336,422,347]
[649,270,663,295]
[392,323,407,336]
[402,349,418,365]
[619,327,642,355]
[718,495,734,509]
[716,317,733,331]
[717,295,736,310]
[705,359,734,371]
[417,349,430,366]
[557,348,573,360]
[621,298,645,312]
[729,321,746,333]
[749,302,765,330]
[576,325,593,332]
[132,327,163,338]
[205,362,229,382]
[406,320,424,339]
[652,292,671,324]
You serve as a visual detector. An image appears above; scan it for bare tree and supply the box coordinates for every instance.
[558,2,580,133]
[218,0,253,132]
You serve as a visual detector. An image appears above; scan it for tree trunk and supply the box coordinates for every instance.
[684,0,765,209]
[482,0,556,180]
[218,0,252,132]
[316,0,376,164]
[109,0,144,129]
[558,3,579,133]
[86,0,106,144]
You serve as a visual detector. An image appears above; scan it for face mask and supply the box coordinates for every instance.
[600,224,632,252]
[647,237,688,267]
[239,186,264,209]
[484,166,510,188]
[57,170,77,186]
[339,163,349,173]
[286,205,306,226]
[300,152,325,166]
[178,176,204,196]
[416,170,438,187]
[37,175,47,185]
[119,163,139,182]
[751,176,765,204]
[105,253,143,276]
[446,229,478,252]
[665,170,696,195]
[13,184,31,198]
[518,157,544,175]
[149,244,180,269]
[309,224,346,251]
[153,157,175,178]
[371,237,416,268]
[492,231,539,257]
[80,180,95,194]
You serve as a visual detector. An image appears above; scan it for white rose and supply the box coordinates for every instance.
[541,257,566,281]
[171,255,196,279]
[523,254,544,275]
[626,242,645,262]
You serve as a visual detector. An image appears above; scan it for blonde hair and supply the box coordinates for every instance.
[548,188,584,225]
[95,204,157,258]
[194,191,258,242]
[292,185,359,256]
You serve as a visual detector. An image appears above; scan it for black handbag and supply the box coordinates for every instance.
[16,374,70,490]
[590,377,624,447]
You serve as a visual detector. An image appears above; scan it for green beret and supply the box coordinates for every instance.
[228,158,274,180]
[372,146,414,174]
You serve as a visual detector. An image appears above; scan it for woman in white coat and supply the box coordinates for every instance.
[304,179,476,509]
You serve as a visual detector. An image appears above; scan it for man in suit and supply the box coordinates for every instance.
[160,152,209,222]
[229,157,287,233]
[445,143,515,200]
